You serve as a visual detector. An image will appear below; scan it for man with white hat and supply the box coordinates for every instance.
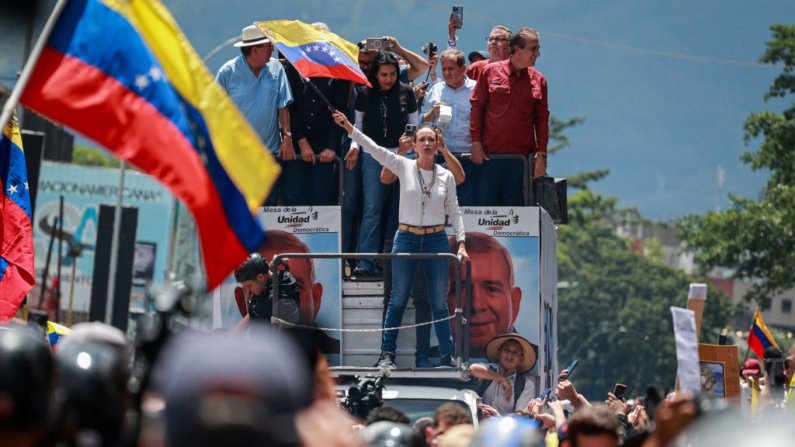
[469,333,538,415]
[216,25,294,206]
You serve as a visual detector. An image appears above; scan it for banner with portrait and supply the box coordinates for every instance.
[442,206,543,374]
[213,206,342,365]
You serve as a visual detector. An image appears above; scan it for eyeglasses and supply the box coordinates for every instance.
[486,37,510,43]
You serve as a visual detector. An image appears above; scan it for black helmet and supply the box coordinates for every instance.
[0,328,54,431]
[54,342,132,446]
[363,422,424,447]
[235,253,269,282]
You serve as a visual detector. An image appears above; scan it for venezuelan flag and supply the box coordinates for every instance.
[258,20,371,87]
[746,307,779,361]
[47,321,73,351]
[19,0,280,289]
[0,111,35,322]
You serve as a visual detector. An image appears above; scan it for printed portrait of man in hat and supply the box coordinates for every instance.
[469,333,538,415]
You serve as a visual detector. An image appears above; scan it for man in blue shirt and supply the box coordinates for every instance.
[216,25,294,206]
[420,49,477,205]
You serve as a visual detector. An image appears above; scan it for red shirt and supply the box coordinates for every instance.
[470,59,550,155]
[465,59,489,81]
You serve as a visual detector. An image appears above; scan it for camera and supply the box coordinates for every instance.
[422,42,437,57]
[339,369,390,419]
[365,38,391,51]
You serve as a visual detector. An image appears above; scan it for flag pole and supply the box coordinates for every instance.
[0,0,69,129]
[743,304,762,363]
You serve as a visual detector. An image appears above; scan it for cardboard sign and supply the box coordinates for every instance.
[698,344,741,402]
[671,306,700,395]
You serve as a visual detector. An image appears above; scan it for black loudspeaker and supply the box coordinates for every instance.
[20,130,44,216]
[89,205,138,332]
[555,178,568,225]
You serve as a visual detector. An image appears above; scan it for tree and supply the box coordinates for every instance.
[677,25,795,305]
[556,188,734,399]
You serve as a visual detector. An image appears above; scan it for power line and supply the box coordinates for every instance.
[412,0,779,69]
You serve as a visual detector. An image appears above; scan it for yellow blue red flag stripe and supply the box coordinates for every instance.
[47,321,73,350]
[258,20,371,87]
[19,0,280,289]
[746,307,779,360]
[0,111,35,322]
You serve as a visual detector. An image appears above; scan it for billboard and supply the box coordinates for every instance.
[213,206,342,365]
[30,162,175,315]
[443,207,541,373]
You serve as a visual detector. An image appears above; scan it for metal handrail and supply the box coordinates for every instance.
[270,252,472,369]
[450,152,532,206]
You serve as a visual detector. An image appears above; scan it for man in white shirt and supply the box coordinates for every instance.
[421,49,477,205]
[469,333,538,415]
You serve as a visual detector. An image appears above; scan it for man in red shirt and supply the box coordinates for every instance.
[469,27,549,206]
[466,26,512,81]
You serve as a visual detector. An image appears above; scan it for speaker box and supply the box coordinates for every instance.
[89,205,138,332]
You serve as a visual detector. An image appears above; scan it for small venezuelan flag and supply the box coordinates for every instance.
[47,321,73,351]
[746,307,779,361]
[258,20,371,87]
[0,110,35,322]
[20,0,279,289]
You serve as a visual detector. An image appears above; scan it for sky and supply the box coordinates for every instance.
[1,0,794,222]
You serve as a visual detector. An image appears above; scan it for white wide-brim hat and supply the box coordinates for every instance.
[234,25,271,47]
[485,333,538,374]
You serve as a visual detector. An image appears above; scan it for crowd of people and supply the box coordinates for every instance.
[2,318,792,446]
[217,14,551,370]
[215,15,550,280]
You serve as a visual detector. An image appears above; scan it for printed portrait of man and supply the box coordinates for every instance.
[258,229,340,354]
[259,229,323,324]
[447,232,522,358]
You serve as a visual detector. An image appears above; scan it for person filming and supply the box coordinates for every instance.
[333,111,468,369]
[231,253,301,335]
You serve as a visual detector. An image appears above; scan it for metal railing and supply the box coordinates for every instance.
[452,152,532,206]
[270,252,473,369]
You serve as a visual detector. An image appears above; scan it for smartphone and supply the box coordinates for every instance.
[539,388,552,401]
[405,124,418,137]
[452,6,463,29]
[613,383,627,400]
[365,37,391,51]
[561,359,579,379]
[644,386,667,422]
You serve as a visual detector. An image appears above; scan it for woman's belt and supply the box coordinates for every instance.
[398,224,445,235]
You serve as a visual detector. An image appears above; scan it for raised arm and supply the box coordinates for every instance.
[437,130,465,185]
[332,111,406,175]
[384,36,429,82]
[381,135,413,185]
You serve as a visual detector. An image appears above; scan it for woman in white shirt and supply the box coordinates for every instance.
[333,112,468,368]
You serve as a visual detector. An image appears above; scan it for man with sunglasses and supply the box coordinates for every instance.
[216,25,294,206]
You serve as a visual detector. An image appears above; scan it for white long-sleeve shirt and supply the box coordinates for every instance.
[349,127,465,243]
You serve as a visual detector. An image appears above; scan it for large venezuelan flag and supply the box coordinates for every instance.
[0,111,35,322]
[746,307,779,360]
[19,0,280,289]
[258,20,371,87]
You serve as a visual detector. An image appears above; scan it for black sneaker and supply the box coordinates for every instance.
[439,354,455,368]
[415,353,432,368]
[376,352,397,369]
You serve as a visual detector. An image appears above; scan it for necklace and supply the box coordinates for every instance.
[417,160,436,215]
[379,97,388,138]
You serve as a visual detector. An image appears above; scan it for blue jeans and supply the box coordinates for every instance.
[356,151,390,273]
[382,230,453,356]
[474,158,525,206]
[342,147,362,254]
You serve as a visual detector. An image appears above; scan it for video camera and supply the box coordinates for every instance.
[339,368,391,419]
[422,42,437,57]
